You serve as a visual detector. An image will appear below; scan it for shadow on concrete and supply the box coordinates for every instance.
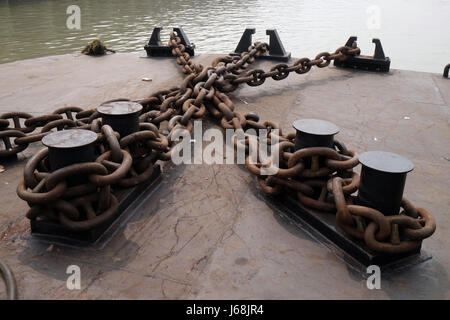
[381,257,449,299]
[17,230,140,281]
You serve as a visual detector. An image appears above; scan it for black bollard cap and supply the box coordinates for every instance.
[98,101,142,138]
[357,151,414,215]
[97,101,142,116]
[42,129,97,149]
[359,151,414,174]
[293,119,340,150]
[42,129,98,173]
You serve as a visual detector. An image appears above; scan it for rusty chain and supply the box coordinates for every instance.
[223,45,361,89]
[2,31,435,254]
[165,32,436,254]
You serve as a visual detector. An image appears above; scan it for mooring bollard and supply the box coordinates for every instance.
[97,101,142,138]
[144,26,195,57]
[41,129,97,171]
[231,28,291,62]
[334,36,391,72]
[357,151,414,215]
[292,119,340,150]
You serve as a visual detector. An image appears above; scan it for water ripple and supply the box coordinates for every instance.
[0,0,449,72]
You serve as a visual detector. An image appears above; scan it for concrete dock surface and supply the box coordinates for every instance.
[0,52,449,299]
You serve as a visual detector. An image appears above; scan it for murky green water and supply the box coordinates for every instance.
[0,0,449,73]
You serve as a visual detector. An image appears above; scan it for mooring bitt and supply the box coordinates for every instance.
[231,28,291,62]
[144,26,195,57]
[334,36,391,72]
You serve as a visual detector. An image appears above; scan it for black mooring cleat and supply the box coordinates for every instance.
[334,36,391,72]
[230,28,291,62]
[144,26,195,57]
[230,28,255,55]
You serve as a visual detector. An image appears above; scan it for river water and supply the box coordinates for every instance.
[0,0,449,73]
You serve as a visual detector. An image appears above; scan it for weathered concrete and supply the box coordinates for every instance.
[0,52,449,299]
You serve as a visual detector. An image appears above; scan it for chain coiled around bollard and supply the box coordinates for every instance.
[6,31,436,254]
[165,33,436,254]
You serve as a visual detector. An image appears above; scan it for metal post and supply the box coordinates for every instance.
[231,28,256,55]
[444,64,450,78]
[41,129,98,172]
[292,119,340,150]
[357,151,414,215]
[265,29,291,61]
[148,26,163,46]
[97,101,142,138]
[173,27,195,52]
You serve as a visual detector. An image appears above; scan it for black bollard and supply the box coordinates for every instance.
[97,101,142,138]
[357,151,414,215]
[292,119,340,150]
[41,129,98,172]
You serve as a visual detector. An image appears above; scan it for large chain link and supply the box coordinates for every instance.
[214,45,360,91]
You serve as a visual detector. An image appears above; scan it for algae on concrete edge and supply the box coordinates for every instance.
[81,39,116,56]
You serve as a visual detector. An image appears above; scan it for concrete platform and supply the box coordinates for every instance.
[0,52,449,299]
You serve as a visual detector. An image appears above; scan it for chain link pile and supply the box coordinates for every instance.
[1,31,435,254]
[167,32,436,254]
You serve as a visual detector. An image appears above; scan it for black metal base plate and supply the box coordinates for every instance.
[230,52,291,62]
[144,45,194,57]
[30,165,162,246]
[258,52,291,62]
[266,190,428,269]
[334,56,391,72]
